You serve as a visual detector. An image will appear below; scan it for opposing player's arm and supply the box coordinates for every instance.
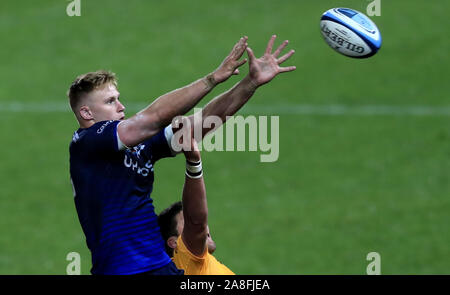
[188,35,296,139]
[118,37,249,148]
[189,75,257,139]
[180,138,209,257]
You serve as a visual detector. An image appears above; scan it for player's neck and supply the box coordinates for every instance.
[79,120,95,129]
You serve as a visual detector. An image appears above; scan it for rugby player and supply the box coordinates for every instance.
[68,35,295,274]
[158,134,233,275]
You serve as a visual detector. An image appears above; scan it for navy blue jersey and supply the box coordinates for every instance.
[69,120,175,274]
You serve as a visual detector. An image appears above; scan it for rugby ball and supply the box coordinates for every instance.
[320,8,382,58]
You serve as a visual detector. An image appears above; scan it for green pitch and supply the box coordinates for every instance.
[0,0,449,274]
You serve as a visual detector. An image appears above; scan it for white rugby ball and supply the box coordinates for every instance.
[320,8,382,58]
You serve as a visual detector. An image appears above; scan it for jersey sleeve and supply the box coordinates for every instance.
[141,125,179,163]
[172,235,208,274]
[79,120,123,154]
[172,236,235,275]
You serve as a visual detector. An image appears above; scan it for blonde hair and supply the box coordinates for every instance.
[67,70,118,111]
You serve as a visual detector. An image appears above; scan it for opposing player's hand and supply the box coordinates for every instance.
[247,35,296,87]
[173,116,201,162]
[183,137,200,163]
[212,36,248,83]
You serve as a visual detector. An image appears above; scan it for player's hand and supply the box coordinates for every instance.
[182,136,200,163]
[212,36,248,83]
[183,135,201,162]
[247,35,296,87]
[173,117,201,162]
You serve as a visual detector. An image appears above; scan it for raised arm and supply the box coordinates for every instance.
[118,37,249,148]
[189,35,296,138]
[179,135,209,256]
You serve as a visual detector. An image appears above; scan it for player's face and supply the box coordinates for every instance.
[176,212,217,254]
[85,83,125,122]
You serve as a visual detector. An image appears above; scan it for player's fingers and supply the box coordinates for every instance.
[230,38,242,57]
[236,58,247,68]
[277,49,295,64]
[232,36,248,58]
[235,40,248,60]
[239,35,248,48]
[273,40,289,58]
[278,65,296,73]
[246,47,256,63]
[265,34,277,54]
[233,69,240,75]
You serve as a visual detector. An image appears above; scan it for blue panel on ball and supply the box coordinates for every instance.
[336,8,358,18]
[337,8,376,33]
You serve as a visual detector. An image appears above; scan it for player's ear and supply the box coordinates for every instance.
[79,105,93,120]
[167,236,178,250]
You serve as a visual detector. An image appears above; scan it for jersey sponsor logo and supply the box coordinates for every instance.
[97,120,114,134]
[123,154,154,177]
[132,144,145,158]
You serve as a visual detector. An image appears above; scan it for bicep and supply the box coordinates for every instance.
[117,114,161,148]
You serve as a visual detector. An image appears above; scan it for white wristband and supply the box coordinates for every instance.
[186,160,203,179]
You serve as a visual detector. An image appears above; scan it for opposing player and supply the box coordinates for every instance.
[68,35,295,274]
[158,129,233,275]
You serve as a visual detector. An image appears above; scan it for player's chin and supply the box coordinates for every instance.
[207,241,217,254]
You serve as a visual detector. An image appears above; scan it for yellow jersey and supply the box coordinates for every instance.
[172,236,234,275]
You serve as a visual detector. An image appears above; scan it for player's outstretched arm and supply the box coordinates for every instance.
[117,37,248,148]
[179,132,209,256]
[189,35,296,138]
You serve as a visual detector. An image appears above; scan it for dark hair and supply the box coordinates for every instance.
[158,201,183,257]
[67,70,118,111]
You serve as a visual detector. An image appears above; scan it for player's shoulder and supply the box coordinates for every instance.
[90,120,119,136]
[72,120,118,142]
[176,235,208,261]
[70,120,122,157]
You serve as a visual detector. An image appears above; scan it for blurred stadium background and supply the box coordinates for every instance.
[0,0,449,274]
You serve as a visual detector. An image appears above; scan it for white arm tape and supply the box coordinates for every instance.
[164,125,182,155]
[116,121,128,151]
